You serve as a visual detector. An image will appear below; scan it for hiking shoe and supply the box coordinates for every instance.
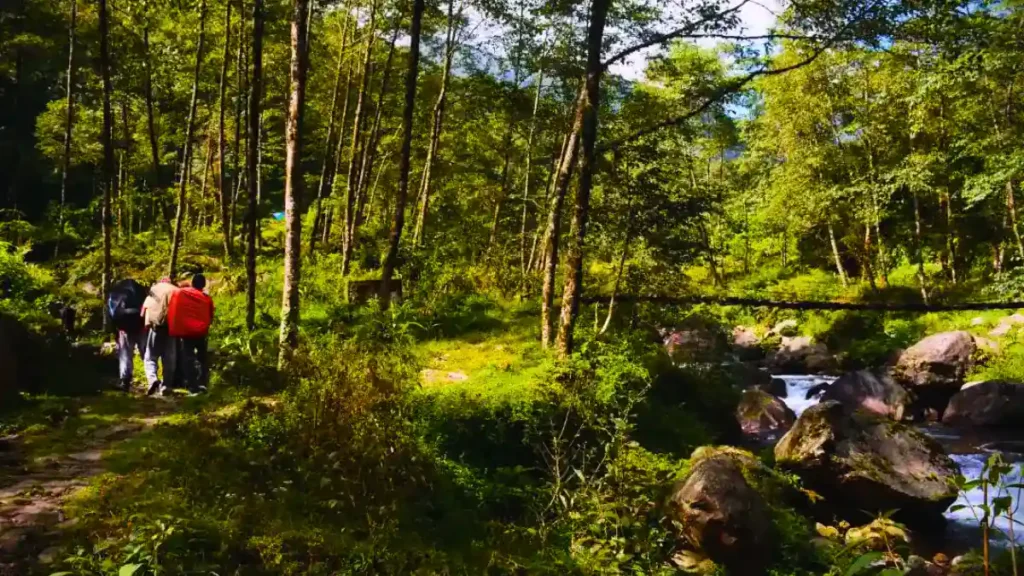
[188,385,208,396]
[146,381,162,396]
[119,379,132,392]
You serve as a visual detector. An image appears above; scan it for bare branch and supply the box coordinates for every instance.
[600,0,751,72]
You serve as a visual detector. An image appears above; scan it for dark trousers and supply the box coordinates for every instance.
[178,337,209,390]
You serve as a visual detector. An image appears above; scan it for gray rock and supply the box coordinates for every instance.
[821,370,911,420]
[772,319,799,337]
[732,326,763,361]
[736,389,796,438]
[769,336,837,374]
[664,327,728,362]
[893,331,976,390]
[666,448,772,575]
[942,381,1024,427]
[775,401,959,524]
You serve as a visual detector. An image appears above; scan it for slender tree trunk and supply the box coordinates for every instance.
[555,0,610,357]
[341,0,377,274]
[864,221,876,291]
[196,130,214,229]
[355,22,399,227]
[122,100,133,239]
[55,0,77,257]
[827,219,848,288]
[488,124,514,250]
[99,0,114,331]
[143,27,171,236]
[279,0,310,367]
[218,0,233,258]
[324,35,356,249]
[412,0,456,248]
[169,0,208,278]
[528,140,563,274]
[944,191,957,284]
[541,92,584,348]
[520,68,543,287]
[600,200,633,336]
[245,0,264,331]
[231,9,247,246]
[310,15,350,254]
[911,188,928,303]
[380,0,425,305]
[1008,180,1024,263]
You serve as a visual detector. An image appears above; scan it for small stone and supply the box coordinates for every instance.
[37,546,61,564]
[970,317,984,326]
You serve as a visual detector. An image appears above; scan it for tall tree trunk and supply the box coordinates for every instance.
[411,0,456,248]
[324,34,357,248]
[218,0,233,258]
[196,129,214,229]
[528,139,563,274]
[246,0,264,331]
[143,26,171,236]
[541,92,584,348]
[519,68,544,285]
[99,0,114,331]
[279,0,310,367]
[944,190,957,284]
[341,0,377,274]
[488,124,514,250]
[309,15,350,254]
[1007,180,1024,263]
[355,22,399,227]
[55,0,77,257]
[121,100,133,239]
[169,0,208,278]
[380,0,425,305]
[912,188,928,303]
[555,0,610,357]
[827,219,848,288]
[231,9,247,246]
[600,197,633,336]
[864,221,876,291]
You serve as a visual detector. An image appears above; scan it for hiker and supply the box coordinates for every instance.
[107,279,147,392]
[142,277,179,396]
[168,273,213,394]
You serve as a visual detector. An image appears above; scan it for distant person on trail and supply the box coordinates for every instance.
[107,279,147,392]
[142,277,179,396]
[168,273,213,394]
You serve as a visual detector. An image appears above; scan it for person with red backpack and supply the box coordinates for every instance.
[168,273,214,394]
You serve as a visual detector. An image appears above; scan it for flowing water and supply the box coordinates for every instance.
[774,374,1024,547]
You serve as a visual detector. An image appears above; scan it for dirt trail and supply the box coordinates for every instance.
[0,409,168,574]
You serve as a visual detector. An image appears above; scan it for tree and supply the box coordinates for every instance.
[246,0,264,332]
[380,0,425,305]
[54,0,76,257]
[169,0,210,279]
[218,0,233,259]
[99,0,114,331]
[279,0,311,367]
[411,0,458,248]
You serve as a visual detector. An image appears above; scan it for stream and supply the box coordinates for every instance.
[775,374,1024,549]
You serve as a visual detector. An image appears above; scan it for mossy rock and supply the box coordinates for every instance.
[775,401,958,525]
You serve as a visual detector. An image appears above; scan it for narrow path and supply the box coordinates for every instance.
[0,396,176,574]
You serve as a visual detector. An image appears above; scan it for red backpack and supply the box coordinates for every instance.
[167,287,214,338]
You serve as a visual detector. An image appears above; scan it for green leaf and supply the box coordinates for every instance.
[844,551,884,576]
[49,572,75,576]
[948,504,967,513]
[120,564,144,576]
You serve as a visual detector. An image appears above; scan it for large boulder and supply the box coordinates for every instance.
[736,389,796,439]
[731,326,763,361]
[942,381,1024,427]
[821,370,912,421]
[893,331,975,392]
[768,336,838,374]
[775,401,959,524]
[666,448,772,575]
[664,327,728,363]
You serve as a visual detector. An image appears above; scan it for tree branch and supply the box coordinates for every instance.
[602,0,884,150]
[600,0,751,72]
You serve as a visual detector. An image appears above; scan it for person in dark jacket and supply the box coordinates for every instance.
[107,279,146,392]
